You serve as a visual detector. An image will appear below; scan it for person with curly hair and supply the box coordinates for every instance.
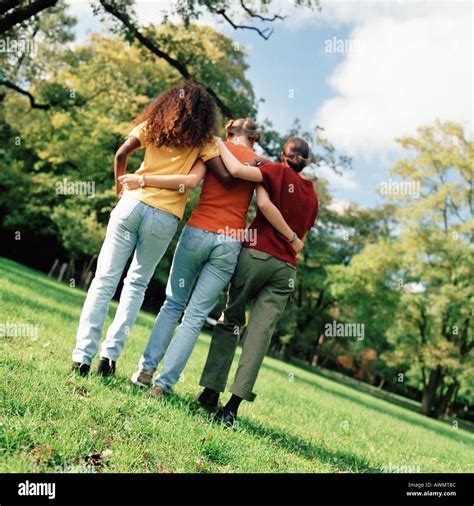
[71,81,222,377]
[119,118,304,396]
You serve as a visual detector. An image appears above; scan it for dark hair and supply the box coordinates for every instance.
[283,137,310,172]
[133,81,218,148]
[225,117,261,143]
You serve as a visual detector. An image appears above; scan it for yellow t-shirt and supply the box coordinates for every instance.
[125,122,219,219]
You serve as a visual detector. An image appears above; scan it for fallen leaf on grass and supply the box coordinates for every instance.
[30,446,58,465]
[83,449,112,468]
[101,449,113,459]
[73,386,88,398]
[84,453,102,468]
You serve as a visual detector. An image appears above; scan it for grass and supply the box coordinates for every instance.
[1,256,473,474]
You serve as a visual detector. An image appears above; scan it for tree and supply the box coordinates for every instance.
[1,0,320,116]
[0,23,257,284]
[329,121,473,418]
[0,0,59,34]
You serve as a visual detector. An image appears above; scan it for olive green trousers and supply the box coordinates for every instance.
[200,248,296,401]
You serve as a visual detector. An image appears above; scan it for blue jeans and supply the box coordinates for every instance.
[139,226,242,390]
[72,195,178,365]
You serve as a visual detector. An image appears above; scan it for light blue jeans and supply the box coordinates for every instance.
[139,226,242,390]
[72,195,178,365]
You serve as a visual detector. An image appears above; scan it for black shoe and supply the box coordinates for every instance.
[196,388,219,410]
[96,357,116,377]
[212,407,238,428]
[71,362,90,377]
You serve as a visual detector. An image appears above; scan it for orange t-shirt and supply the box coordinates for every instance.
[187,142,256,237]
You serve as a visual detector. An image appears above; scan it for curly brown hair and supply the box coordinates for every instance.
[133,81,218,148]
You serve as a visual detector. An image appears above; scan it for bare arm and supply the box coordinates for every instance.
[114,136,142,195]
[256,185,304,252]
[205,156,235,187]
[119,159,206,192]
[205,153,272,187]
[214,137,263,182]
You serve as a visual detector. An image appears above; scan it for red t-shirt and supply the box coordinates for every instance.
[244,163,319,266]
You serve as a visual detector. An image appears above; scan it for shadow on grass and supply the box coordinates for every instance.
[241,419,380,472]
[261,360,474,446]
[162,392,380,473]
[1,264,86,305]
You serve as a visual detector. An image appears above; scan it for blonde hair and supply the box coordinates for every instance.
[225,117,261,143]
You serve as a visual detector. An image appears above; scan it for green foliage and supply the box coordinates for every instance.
[1,12,257,278]
[51,203,106,259]
[329,121,473,417]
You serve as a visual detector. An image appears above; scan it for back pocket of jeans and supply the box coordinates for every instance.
[212,241,242,272]
[180,226,206,252]
[151,210,178,238]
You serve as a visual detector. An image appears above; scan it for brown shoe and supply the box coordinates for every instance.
[149,384,167,399]
[131,370,153,388]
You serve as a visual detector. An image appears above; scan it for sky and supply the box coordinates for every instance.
[66,0,473,211]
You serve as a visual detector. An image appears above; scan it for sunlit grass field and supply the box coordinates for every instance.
[1,257,473,473]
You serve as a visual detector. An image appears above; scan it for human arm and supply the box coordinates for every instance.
[204,153,272,187]
[114,136,142,195]
[256,185,304,253]
[213,136,263,182]
[204,156,235,187]
[252,155,273,165]
[118,159,206,192]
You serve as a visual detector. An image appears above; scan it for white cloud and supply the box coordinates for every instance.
[327,198,351,215]
[315,162,358,190]
[313,1,472,158]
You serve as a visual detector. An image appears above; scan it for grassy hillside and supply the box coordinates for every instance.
[1,257,473,473]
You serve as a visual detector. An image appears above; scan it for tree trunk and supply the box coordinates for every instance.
[421,366,444,417]
[48,258,59,278]
[66,258,75,284]
[57,262,67,283]
[80,256,97,289]
[434,380,458,418]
